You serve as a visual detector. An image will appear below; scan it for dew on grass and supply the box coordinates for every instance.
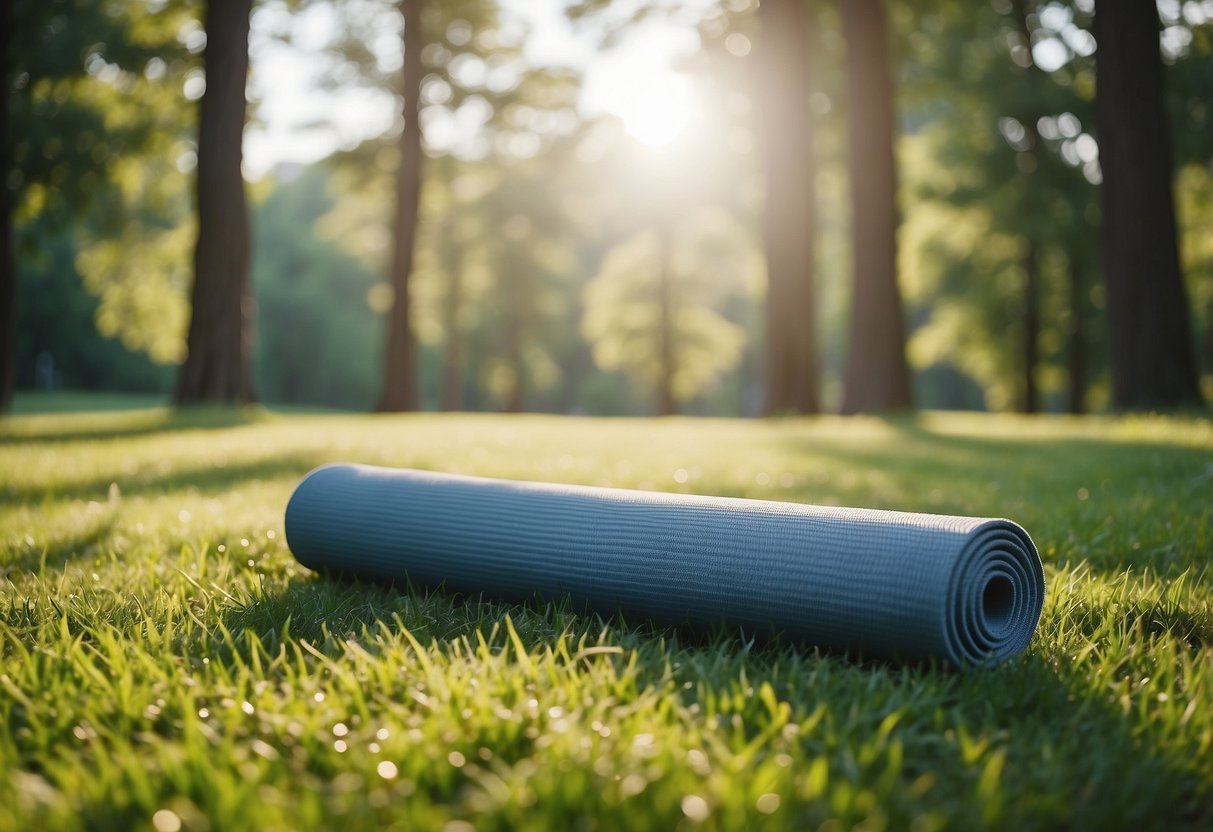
[334,740,347,752]
[448,751,466,767]
[333,722,349,737]
[377,761,398,779]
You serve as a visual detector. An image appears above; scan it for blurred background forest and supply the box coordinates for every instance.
[3,0,1211,417]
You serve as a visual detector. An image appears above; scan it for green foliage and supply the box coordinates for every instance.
[252,167,386,410]
[582,210,755,409]
[13,223,175,392]
[1,405,1212,829]
[9,0,199,370]
[10,0,1213,416]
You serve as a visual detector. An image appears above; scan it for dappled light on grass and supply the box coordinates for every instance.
[1,408,1212,827]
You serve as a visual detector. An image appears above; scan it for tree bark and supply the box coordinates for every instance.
[1094,0,1202,409]
[1066,251,1087,414]
[0,0,14,412]
[656,225,677,416]
[175,0,256,405]
[757,0,820,415]
[1020,239,1041,413]
[502,301,523,413]
[438,217,463,411]
[1011,0,1044,415]
[376,0,425,412]
[839,0,911,414]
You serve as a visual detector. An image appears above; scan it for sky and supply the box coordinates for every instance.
[243,0,705,178]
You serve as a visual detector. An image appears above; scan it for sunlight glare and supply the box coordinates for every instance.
[619,73,697,147]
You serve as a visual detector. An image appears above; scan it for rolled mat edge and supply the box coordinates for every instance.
[284,464,1045,667]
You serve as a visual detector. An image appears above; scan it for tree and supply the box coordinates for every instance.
[1094,0,1202,409]
[838,0,911,414]
[582,210,750,415]
[1,1,13,411]
[176,0,256,405]
[376,0,425,412]
[253,167,385,409]
[757,0,820,415]
[3,0,185,410]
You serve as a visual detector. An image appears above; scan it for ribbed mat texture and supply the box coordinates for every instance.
[285,464,1044,666]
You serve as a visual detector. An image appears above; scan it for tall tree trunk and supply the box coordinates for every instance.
[502,308,523,414]
[1020,239,1041,413]
[176,0,255,405]
[1011,0,1044,415]
[376,0,425,412]
[1204,298,1213,393]
[1067,251,1087,414]
[501,248,526,414]
[839,0,911,414]
[757,0,820,415]
[1094,0,1202,409]
[438,217,463,411]
[0,0,14,412]
[656,225,677,416]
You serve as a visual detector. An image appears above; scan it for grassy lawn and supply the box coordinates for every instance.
[2,398,1211,830]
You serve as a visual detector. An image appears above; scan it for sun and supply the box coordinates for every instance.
[618,73,698,147]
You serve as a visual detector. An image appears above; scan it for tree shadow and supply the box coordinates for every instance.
[214,573,1209,827]
[0,405,268,447]
[0,513,117,577]
[770,414,1213,582]
[3,452,329,506]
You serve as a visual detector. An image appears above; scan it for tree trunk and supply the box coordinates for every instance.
[1011,0,1044,415]
[1020,239,1041,413]
[1094,0,1202,409]
[839,0,911,414]
[438,217,463,411]
[0,0,14,412]
[502,308,523,413]
[376,0,425,412]
[757,0,820,415]
[1066,251,1087,414]
[175,0,255,405]
[656,225,677,416]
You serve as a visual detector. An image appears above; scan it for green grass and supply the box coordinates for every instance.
[2,400,1212,831]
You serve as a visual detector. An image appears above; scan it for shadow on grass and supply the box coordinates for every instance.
[3,452,329,506]
[216,574,1210,828]
[773,414,1213,580]
[0,514,116,576]
[939,653,1210,829]
[0,405,268,447]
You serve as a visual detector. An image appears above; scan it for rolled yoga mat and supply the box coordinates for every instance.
[285,464,1044,666]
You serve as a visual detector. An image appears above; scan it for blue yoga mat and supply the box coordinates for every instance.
[284,464,1044,666]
